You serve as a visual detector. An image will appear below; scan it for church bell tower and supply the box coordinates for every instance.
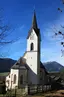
[26,11,41,84]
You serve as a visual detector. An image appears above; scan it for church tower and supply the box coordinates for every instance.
[26,11,41,84]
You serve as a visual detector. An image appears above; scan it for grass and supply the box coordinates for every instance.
[0,72,9,76]
[0,90,64,97]
[25,90,64,97]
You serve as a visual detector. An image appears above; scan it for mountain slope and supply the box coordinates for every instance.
[0,58,16,72]
[0,58,64,73]
[43,61,64,72]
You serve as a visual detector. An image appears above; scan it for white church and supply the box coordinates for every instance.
[6,11,49,90]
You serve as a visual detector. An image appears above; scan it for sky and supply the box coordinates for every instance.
[0,0,64,65]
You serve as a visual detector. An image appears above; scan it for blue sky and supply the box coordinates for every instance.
[0,0,64,65]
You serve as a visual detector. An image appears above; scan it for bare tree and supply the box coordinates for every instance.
[50,0,64,56]
[0,9,20,57]
[58,0,64,12]
[0,9,20,46]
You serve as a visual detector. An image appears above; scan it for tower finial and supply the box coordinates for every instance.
[32,10,38,29]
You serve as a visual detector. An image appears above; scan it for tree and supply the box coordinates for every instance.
[57,0,64,46]
[0,10,15,45]
[0,8,21,45]
[0,9,20,57]
[58,0,64,12]
[52,0,64,56]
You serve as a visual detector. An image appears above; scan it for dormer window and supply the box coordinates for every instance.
[30,43,34,51]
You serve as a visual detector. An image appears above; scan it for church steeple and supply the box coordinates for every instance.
[26,11,40,85]
[27,11,40,39]
[32,11,38,29]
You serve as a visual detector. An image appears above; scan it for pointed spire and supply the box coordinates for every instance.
[32,11,38,29]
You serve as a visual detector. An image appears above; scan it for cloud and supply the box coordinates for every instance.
[41,47,60,60]
[41,13,64,43]
[19,25,25,31]
[40,13,64,66]
[55,56,64,66]
[41,47,64,66]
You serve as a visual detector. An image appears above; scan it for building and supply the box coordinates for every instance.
[6,11,49,90]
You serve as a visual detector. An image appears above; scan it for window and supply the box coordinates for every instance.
[9,75,10,78]
[40,78,42,80]
[13,74,16,84]
[30,43,34,51]
[6,80,9,87]
[20,75,23,84]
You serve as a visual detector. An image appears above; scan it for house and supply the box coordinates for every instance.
[48,72,64,89]
[6,11,49,90]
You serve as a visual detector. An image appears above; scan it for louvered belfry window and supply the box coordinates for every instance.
[30,43,34,51]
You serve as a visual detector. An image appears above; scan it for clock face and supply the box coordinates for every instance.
[30,33,34,40]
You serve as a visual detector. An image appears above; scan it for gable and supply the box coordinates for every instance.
[27,27,40,39]
[11,57,29,70]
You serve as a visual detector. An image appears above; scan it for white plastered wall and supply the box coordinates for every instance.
[23,29,40,84]
[27,29,38,51]
[10,69,19,89]
[6,69,19,90]
[23,52,38,84]
[6,73,11,90]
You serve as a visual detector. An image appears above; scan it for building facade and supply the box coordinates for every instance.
[6,11,48,90]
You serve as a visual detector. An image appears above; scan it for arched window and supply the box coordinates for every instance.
[13,74,16,84]
[30,43,34,51]
[20,75,23,84]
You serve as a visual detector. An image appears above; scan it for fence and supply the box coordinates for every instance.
[1,84,51,97]
[28,84,51,94]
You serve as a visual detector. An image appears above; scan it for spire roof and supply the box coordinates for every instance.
[32,11,38,29]
[27,11,41,40]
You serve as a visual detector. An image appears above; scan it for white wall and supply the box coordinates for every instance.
[23,50,40,84]
[6,28,41,89]
[6,69,19,90]
[10,69,19,89]
[27,29,38,51]
[6,73,11,90]
[23,28,40,84]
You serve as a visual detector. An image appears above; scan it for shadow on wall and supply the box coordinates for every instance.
[21,57,48,85]
[21,57,39,85]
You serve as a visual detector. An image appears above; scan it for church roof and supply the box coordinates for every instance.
[27,28,40,39]
[11,57,48,74]
[32,11,38,29]
[40,62,48,74]
[27,11,40,39]
[11,57,29,70]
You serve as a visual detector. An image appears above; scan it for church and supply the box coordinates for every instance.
[6,11,49,90]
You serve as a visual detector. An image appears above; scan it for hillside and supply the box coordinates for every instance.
[43,61,64,72]
[0,58,64,73]
[0,58,16,72]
